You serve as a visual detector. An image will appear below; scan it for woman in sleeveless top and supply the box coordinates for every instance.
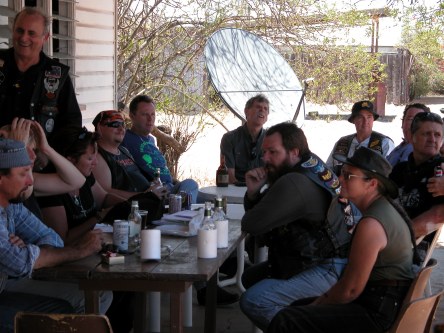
[268,147,417,333]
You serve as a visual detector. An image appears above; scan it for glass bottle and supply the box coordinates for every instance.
[197,201,217,258]
[128,200,142,252]
[152,167,163,188]
[216,154,229,187]
[212,197,226,221]
[213,197,229,248]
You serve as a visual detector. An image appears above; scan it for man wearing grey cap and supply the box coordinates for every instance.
[0,139,111,332]
[326,100,394,176]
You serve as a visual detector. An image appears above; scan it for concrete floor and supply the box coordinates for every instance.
[156,288,250,333]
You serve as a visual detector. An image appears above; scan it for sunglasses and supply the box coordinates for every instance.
[103,121,125,128]
[341,169,370,181]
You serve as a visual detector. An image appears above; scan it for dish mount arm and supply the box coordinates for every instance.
[292,78,314,123]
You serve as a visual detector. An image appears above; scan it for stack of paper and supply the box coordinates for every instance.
[153,209,204,236]
[153,210,201,225]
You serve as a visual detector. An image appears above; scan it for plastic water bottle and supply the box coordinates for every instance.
[213,197,229,248]
[128,200,142,252]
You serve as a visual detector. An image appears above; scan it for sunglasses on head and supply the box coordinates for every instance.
[412,112,443,124]
[103,121,125,128]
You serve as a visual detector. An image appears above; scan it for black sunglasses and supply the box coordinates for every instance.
[103,121,125,128]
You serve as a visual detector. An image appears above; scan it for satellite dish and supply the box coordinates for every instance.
[204,28,305,127]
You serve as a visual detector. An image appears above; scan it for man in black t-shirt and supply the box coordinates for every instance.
[92,110,166,200]
[390,112,444,238]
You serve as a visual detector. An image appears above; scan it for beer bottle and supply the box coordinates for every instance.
[216,154,229,187]
[153,167,163,188]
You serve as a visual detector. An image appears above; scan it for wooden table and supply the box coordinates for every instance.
[33,220,245,333]
[198,185,247,204]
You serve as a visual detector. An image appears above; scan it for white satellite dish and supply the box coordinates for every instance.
[204,28,306,126]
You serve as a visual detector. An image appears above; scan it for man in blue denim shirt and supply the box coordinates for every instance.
[0,139,111,332]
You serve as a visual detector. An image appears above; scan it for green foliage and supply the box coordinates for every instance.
[118,0,389,110]
[288,45,385,104]
[397,1,444,97]
[118,0,429,175]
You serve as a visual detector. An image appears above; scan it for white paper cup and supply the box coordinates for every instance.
[140,229,161,260]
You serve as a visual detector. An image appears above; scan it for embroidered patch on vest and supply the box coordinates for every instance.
[301,156,340,193]
[369,139,383,153]
[45,118,55,133]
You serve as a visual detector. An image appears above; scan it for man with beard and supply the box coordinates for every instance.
[239,122,352,331]
[326,100,394,175]
[220,94,269,184]
[0,139,111,332]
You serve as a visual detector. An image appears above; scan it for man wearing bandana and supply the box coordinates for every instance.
[0,7,81,142]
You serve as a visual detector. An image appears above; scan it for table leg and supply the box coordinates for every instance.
[148,292,161,332]
[218,238,246,292]
[204,273,217,333]
[134,292,148,333]
[254,244,268,264]
[84,290,100,314]
[183,286,193,327]
[170,291,184,333]
[236,238,246,292]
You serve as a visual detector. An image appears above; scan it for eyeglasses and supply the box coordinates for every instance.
[341,169,370,181]
[103,121,125,128]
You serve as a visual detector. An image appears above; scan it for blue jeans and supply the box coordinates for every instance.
[170,178,199,204]
[0,291,74,333]
[240,258,348,331]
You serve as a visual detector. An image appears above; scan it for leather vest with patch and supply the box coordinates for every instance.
[266,153,351,279]
[333,131,388,175]
[0,49,70,136]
